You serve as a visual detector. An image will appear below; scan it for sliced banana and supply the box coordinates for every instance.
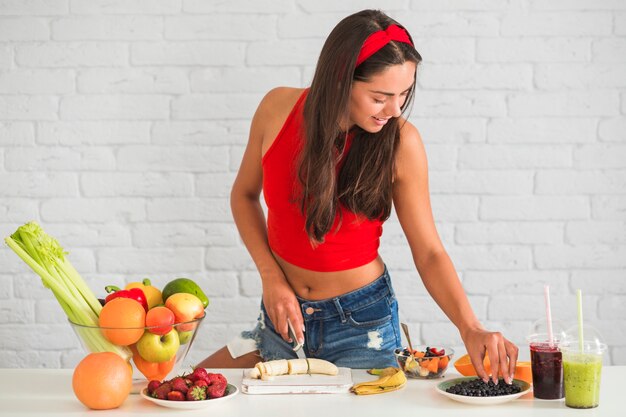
[249,358,338,379]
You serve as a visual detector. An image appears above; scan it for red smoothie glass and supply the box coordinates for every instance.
[528,333,564,400]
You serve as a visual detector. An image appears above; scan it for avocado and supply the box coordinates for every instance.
[162,278,209,308]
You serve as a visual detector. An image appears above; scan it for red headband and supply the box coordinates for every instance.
[356,24,413,67]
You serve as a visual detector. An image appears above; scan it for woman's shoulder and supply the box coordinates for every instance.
[258,87,307,117]
[397,117,423,148]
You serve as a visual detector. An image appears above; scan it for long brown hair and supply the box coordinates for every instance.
[299,9,422,242]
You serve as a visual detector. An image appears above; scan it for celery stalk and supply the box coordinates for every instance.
[5,222,131,362]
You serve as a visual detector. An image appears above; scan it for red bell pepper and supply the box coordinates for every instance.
[104,285,149,312]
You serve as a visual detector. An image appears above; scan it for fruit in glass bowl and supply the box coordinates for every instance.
[394,346,454,379]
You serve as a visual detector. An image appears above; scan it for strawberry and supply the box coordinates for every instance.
[189,367,209,383]
[170,377,190,394]
[206,381,227,399]
[186,385,207,401]
[147,380,161,395]
[207,373,227,386]
[167,391,186,401]
[152,382,172,400]
[194,379,208,389]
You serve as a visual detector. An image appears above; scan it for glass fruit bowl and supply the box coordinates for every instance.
[69,314,205,392]
[394,346,454,379]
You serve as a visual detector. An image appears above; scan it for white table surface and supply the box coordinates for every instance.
[0,367,621,416]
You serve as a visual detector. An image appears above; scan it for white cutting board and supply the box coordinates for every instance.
[241,367,353,394]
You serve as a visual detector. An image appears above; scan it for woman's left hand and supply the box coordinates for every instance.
[461,327,519,384]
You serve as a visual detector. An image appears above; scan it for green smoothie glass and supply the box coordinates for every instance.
[561,341,606,409]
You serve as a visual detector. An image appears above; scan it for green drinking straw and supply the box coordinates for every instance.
[577,289,584,352]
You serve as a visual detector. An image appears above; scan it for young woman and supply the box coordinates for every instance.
[198,9,519,383]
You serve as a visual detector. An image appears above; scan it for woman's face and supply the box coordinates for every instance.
[348,61,416,133]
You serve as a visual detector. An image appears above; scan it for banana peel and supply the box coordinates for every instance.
[352,367,406,395]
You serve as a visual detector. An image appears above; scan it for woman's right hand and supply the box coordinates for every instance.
[261,272,305,346]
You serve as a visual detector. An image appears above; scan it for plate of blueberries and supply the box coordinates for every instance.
[436,377,531,405]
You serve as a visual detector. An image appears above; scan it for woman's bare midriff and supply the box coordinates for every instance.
[272,252,386,301]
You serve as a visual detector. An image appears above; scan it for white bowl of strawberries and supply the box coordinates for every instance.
[141,367,238,409]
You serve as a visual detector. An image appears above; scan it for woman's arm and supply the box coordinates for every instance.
[230,88,305,345]
[392,121,518,384]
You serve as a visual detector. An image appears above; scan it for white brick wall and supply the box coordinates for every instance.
[0,0,624,368]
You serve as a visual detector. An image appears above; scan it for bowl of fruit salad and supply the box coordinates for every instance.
[394,346,454,379]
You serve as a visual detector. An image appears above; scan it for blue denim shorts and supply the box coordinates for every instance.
[231,267,401,369]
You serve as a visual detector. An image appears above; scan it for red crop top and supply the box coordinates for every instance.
[262,89,384,272]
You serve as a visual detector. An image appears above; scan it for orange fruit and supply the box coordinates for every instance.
[454,354,533,384]
[99,297,146,345]
[72,352,132,410]
[130,344,176,381]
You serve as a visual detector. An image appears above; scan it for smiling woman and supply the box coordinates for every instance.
[197,9,519,377]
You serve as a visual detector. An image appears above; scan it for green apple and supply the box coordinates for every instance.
[136,328,180,363]
[177,330,193,345]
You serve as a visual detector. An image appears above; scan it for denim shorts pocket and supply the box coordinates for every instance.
[345,296,392,328]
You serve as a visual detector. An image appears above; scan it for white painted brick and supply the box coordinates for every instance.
[566,221,626,245]
[42,223,132,247]
[77,68,188,94]
[592,196,626,220]
[11,273,57,299]
[488,295,599,321]
[16,42,128,67]
[611,346,626,366]
[572,270,626,294]
[529,0,626,10]
[206,246,255,270]
[378,243,413,271]
[420,321,464,345]
[52,16,163,41]
[536,64,626,90]
[5,146,115,171]
[449,245,532,271]
[430,171,533,194]
[172,93,261,120]
[230,145,245,171]
[430,195,479,221]
[166,15,276,40]
[419,64,532,90]
[593,38,626,62]
[81,172,193,197]
[37,121,151,145]
[463,271,569,295]
[598,296,626,319]
[414,118,486,144]
[0,96,58,120]
[98,247,203,274]
[133,222,238,248]
[41,198,145,222]
[132,41,245,66]
[487,118,597,144]
[198,270,239,298]
[509,91,619,117]
[594,320,626,346]
[151,121,230,145]
[0,122,34,145]
[190,67,301,93]
[459,145,572,169]
[422,144,456,170]
[0,17,49,40]
[481,196,589,220]
[0,69,74,94]
[0,299,34,323]
[202,297,260,325]
[502,12,611,36]
[117,145,229,172]
[0,274,12,298]
[0,172,77,197]
[0,0,68,15]
[0,351,61,368]
[411,91,507,117]
[535,245,626,269]
[240,270,262,297]
[35,299,67,324]
[387,269,430,297]
[248,40,323,66]
[536,171,626,194]
[414,38,475,63]
[60,349,84,368]
[147,198,230,222]
[2,324,78,350]
[196,172,236,197]
[457,222,563,245]
[599,118,626,142]
[71,0,181,14]
[0,44,13,68]
[402,12,500,37]
[60,95,169,120]
[477,320,532,349]
[617,13,626,35]
[477,38,590,62]
[411,0,509,10]
[299,0,407,12]
[183,0,295,13]
[574,145,626,168]
[277,13,343,38]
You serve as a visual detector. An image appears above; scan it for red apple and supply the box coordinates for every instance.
[165,293,204,331]
[145,306,176,335]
